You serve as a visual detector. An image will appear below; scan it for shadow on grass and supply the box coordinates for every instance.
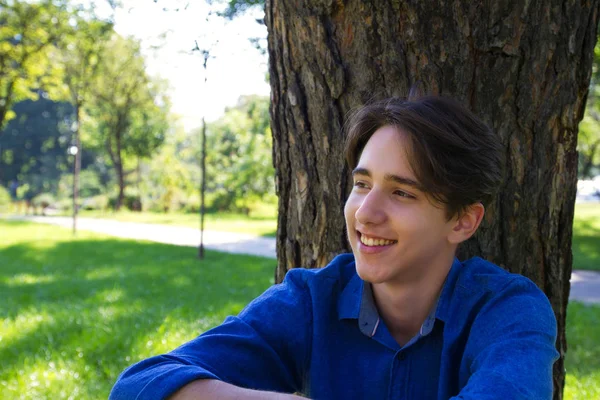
[0,232,275,398]
[572,218,600,272]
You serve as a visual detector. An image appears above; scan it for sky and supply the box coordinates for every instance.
[103,0,270,131]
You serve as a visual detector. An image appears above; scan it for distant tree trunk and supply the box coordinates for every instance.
[265,1,599,398]
[106,120,126,211]
[117,167,125,210]
[116,130,125,211]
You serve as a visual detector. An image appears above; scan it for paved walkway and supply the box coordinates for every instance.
[569,270,600,305]
[10,216,276,258]
[7,215,600,305]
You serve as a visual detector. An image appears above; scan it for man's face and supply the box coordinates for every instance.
[344,125,458,284]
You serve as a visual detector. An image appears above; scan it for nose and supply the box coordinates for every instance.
[355,189,386,226]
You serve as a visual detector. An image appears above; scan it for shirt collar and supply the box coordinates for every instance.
[435,257,463,323]
[338,271,362,320]
[358,280,381,337]
[338,257,463,335]
[337,273,382,337]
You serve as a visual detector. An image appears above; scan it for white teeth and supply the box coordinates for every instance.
[360,234,395,247]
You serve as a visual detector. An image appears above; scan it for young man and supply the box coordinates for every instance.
[110,96,558,400]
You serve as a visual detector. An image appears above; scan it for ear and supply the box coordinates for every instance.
[448,203,485,244]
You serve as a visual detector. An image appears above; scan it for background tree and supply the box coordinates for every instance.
[264,1,599,398]
[203,95,275,214]
[217,0,264,18]
[88,35,169,210]
[58,10,113,228]
[143,129,195,212]
[578,114,600,179]
[579,37,600,179]
[0,0,69,131]
[0,96,76,193]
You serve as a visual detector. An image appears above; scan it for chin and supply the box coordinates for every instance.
[355,261,390,284]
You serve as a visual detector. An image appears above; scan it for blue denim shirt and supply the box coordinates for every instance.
[110,254,558,400]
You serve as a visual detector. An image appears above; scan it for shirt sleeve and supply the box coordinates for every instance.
[451,277,559,400]
[109,269,312,400]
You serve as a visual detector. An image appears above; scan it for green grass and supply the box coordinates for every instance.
[0,221,275,399]
[572,203,600,272]
[0,220,598,399]
[565,302,600,399]
[55,209,278,237]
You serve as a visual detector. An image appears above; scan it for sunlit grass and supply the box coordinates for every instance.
[5,273,56,286]
[572,203,600,271]
[0,221,275,399]
[0,220,598,398]
[564,302,600,399]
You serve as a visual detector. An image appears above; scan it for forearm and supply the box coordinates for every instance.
[169,379,306,400]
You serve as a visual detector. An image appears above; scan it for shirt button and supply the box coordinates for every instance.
[397,353,406,361]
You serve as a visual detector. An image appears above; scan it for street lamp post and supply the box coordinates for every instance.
[198,48,210,259]
[69,121,80,235]
[191,11,220,260]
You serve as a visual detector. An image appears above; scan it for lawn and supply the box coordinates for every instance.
[564,302,600,400]
[0,221,276,399]
[0,220,598,399]
[56,208,278,237]
[572,203,600,272]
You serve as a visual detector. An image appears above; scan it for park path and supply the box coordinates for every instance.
[7,215,600,305]
[11,215,276,258]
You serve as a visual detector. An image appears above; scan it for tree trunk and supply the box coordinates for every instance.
[117,168,125,211]
[116,130,125,211]
[107,126,126,211]
[265,1,599,398]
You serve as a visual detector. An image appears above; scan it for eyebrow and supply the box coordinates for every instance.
[352,167,422,189]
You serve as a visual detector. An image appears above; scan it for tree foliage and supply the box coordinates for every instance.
[216,0,264,19]
[0,96,77,195]
[59,11,113,112]
[143,127,196,212]
[87,34,169,209]
[0,0,71,130]
[203,95,275,213]
[579,37,600,179]
[0,0,275,215]
[1,3,172,211]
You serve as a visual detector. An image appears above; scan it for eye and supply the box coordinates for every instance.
[393,189,414,199]
[353,180,369,189]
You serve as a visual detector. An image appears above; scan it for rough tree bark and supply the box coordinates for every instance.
[265,1,599,398]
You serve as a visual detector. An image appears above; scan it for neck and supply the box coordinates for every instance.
[371,254,454,346]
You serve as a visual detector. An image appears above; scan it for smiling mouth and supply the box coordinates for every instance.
[358,232,397,247]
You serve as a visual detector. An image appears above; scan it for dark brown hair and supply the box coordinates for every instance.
[344,95,504,219]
